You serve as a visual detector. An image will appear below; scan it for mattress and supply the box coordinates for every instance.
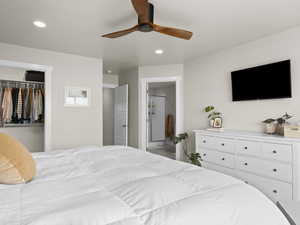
[0,145,289,225]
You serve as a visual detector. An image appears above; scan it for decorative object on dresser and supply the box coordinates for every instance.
[284,125,300,138]
[194,129,300,202]
[204,105,223,129]
[277,200,300,225]
[173,133,202,166]
[277,113,293,136]
[262,118,277,134]
[262,113,293,136]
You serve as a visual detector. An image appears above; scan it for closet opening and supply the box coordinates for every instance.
[0,61,52,152]
[147,82,176,159]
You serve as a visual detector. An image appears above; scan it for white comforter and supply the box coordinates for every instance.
[0,146,288,225]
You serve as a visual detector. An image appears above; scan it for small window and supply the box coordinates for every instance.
[64,87,90,107]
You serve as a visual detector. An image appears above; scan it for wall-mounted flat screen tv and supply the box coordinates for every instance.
[231,60,292,101]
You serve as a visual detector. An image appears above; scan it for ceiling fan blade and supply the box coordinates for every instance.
[102,25,139,38]
[152,24,193,40]
[131,0,149,23]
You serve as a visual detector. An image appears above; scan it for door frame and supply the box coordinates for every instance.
[0,59,53,152]
[139,76,184,160]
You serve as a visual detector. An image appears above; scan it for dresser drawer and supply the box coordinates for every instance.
[237,171,293,201]
[201,150,235,169]
[261,143,292,163]
[236,156,292,183]
[214,138,235,153]
[235,140,261,156]
[196,135,215,149]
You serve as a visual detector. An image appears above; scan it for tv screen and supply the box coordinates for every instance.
[231,60,292,101]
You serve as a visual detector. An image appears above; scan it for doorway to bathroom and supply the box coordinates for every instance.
[147,82,176,159]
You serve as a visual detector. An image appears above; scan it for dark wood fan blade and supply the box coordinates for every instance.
[152,24,193,40]
[131,0,149,23]
[102,25,139,38]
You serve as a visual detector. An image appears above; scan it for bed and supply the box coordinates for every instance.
[0,145,289,225]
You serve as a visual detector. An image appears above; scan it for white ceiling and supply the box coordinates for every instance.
[0,0,300,74]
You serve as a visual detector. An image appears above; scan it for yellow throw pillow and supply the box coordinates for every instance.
[0,133,36,184]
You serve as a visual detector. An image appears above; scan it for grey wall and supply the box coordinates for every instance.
[119,68,139,148]
[103,88,114,145]
[0,42,103,150]
[184,26,300,135]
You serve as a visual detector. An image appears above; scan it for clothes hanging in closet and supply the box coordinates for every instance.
[0,86,44,124]
[1,88,13,123]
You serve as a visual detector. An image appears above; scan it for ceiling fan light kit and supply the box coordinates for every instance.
[102,0,193,40]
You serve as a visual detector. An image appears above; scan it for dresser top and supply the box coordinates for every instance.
[194,129,300,143]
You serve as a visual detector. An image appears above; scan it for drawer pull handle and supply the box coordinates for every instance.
[203,140,206,143]
[244,147,248,150]
[244,163,248,166]
[203,153,207,157]
[222,158,225,161]
[273,150,277,154]
[221,143,225,146]
[273,190,278,194]
[273,169,277,172]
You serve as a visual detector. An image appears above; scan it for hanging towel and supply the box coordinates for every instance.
[165,114,175,138]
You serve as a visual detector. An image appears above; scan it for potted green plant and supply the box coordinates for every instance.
[262,118,277,134]
[276,113,293,136]
[204,106,222,128]
[173,133,202,167]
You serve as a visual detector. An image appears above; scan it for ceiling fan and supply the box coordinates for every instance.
[102,0,193,40]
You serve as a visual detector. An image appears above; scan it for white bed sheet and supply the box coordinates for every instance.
[0,145,289,225]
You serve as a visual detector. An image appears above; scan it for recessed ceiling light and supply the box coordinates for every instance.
[33,20,47,28]
[107,70,112,74]
[155,49,164,55]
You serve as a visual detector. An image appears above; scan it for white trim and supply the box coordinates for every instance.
[103,83,118,89]
[139,76,184,161]
[0,59,53,152]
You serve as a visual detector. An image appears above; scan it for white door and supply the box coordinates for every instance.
[150,96,166,142]
[114,85,128,146]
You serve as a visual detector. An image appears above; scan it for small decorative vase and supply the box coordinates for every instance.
[265,123,276,134]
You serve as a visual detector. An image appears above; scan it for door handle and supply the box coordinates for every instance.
[122,125,127,128]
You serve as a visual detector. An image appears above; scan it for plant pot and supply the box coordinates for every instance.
[264,123,276,134]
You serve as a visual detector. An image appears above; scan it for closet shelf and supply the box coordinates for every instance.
[2,123,44,128]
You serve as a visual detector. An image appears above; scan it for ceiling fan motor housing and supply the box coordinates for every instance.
[138,3,154,32]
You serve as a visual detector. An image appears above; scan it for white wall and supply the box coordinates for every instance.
[184,26,300,135]
[119,68,139,147]
[0,42,103,150]
[0,66,27,81]
[0,66,44,152]
[139,64,184,78]
[103,74,118,86]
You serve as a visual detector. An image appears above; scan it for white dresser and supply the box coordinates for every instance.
[194,129,300,202]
